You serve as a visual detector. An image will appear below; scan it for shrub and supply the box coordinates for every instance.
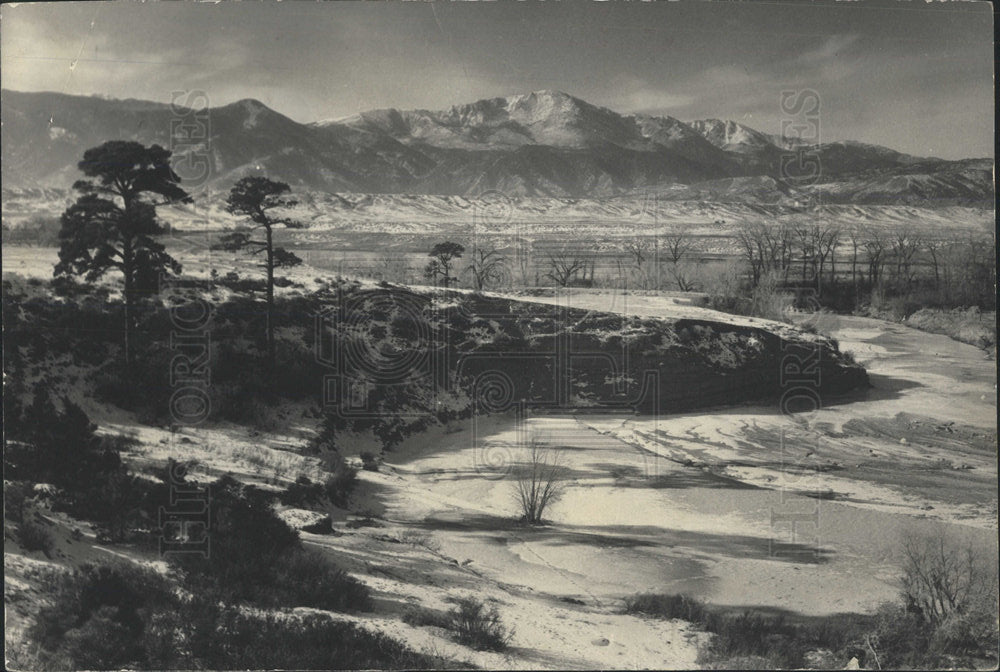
[855,531,1000,667]
[4,393,122,487]
[626,594,864,670]
[93,352,175,425]
[30,560,439,670]
[164,603,443,670]
[280,474,326,508]
[360,451,380,472]
[446,597,512,651]
[900,532,997,628]
[932,607,999,658]
[31,561,176,669]
[271,547,372,612]
[18,515,55,556]
[90,472,157,543]
[278,474,324,509]
[169,476,300,604]
[514,436,564,524]
[700,611,803,669]
[323,457,359,508]
[169,476,370,612]
[863,602,935,669]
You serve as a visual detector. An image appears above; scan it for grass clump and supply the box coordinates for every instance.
[402,604,452,629]
[625,592,708,623]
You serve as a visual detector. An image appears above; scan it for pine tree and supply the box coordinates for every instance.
[55,141,191,362]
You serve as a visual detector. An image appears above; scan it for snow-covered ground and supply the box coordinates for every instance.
[4,245,996,669]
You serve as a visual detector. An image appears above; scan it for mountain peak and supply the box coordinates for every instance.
[690,118,777,153]
[526,89,575,100]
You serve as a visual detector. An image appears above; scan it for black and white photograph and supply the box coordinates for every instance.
[2,1,996,669]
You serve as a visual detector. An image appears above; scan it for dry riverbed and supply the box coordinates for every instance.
[294,306,994,667]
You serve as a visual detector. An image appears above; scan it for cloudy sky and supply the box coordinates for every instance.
[1,0,993,159]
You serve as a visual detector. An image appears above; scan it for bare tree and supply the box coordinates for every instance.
[923,238,944,289]
[513,237,533,288]
[793,224,817,283]
[373,253,409,283]
[736,221,794,287]
[623,239,647,268]
[889,227,921,287]
[847,225,864,291]
[661,232,697,291]
[467,245,508,291]
[514,436,565,524]
[544,248,587,287]
[863,230,887,285]
[735,221,766,286]
[815,224,841,293]
[623,239,650,289]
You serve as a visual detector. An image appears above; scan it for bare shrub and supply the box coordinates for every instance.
[900,532,998,627]
[514,435,565,524]
[862,531,1000,668]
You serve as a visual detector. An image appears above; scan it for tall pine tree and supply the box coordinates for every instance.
[55,141,191,362]
[214,177,303,368]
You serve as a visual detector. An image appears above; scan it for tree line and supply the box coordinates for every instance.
[733,220,996,312]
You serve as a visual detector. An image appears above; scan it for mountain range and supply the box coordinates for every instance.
[1,88,992,205]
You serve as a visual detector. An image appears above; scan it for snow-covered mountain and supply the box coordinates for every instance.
[1,88,992,205]
[689,119,778,155]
